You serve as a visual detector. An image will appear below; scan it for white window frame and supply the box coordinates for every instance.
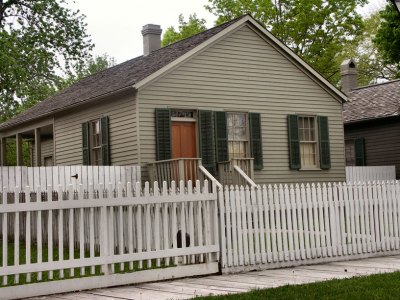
[298,115,319,169]
[227,112,249,159]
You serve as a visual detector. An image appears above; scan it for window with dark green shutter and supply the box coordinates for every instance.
[155,108,172,161]
[249,113,263,170]
[198,110,216,173]
[288,115,301,170]
[288,115,331,170]
[82,122,90,165]
[214,111,228,162]
[82,117,110,166]
[318,116,330,169]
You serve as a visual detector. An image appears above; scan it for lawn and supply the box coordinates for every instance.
[195,271,400,300]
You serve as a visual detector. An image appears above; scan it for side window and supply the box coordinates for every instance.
[345,139,356,166]
[82,116,109,166]
[288,115,330,170]
[298,116,318,168]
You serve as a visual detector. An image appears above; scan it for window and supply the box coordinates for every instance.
[345,139,356,166]
[227,112,248,158]
[298,116,318,168]
[288,115,330,170]
[82,116,109,166]
[90,119,102,165]
[345,138,365,166]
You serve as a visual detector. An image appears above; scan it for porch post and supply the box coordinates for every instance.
[0,137,6,166]
[34,128,41,167]
[16,133,23,166]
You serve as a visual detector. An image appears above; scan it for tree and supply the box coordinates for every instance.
[0,0,93,122]
[206,0,367,85]
[373,1,400,78]
[162,14,207,47]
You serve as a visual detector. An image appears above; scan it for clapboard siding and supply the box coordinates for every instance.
[344,118,400,179]
[138,24,345,183]
[31,138,54,166]
[54,92,138,166]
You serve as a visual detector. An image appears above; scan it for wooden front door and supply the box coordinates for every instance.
[172,122,196,158]
[171,121,197,183]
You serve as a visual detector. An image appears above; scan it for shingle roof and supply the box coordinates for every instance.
[343,79,400,124]
[0,16,244,130]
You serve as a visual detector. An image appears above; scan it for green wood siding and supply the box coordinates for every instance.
[138,24,345,183]
[54,92,137,165]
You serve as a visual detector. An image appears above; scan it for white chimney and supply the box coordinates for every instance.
[141,24,162,56]
[340,58,358,94]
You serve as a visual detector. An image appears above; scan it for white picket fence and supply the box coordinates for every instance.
[0,166,141,191]
[346,166,396,183]
[219,181,400,273]
[0,180,219,299]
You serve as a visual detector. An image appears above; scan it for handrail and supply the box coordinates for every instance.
[150,158,201,164]
[233,165,257,188]
[199,165,223,189]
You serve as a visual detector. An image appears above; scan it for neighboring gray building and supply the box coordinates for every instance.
[0,15,347,184]
[343,75,400,178]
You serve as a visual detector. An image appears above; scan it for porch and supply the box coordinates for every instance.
[147,157,256,188]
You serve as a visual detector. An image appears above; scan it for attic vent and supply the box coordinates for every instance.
[349,61,356,68]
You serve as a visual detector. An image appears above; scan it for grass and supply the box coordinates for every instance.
[194,271,400,300]
[0,240,173,288]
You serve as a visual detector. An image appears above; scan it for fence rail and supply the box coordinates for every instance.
[220,181,400,273]
[346,166,396,183]
[0,166,141,192]
[0,180,219,299]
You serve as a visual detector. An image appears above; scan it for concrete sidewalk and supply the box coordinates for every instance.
[31,255,400,300]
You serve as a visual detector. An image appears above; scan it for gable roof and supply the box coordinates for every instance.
[343,79,400,124]
[0,15,346,131]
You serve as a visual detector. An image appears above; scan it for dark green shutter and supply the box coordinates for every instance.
[198,110,216,173]
[355,138,366,166]
[214,111,228,162]
[82,122,90,165]
[249,113,263,170]
[101,116,110,165]
[318,116,331,170]
[155,108,172,161]
[288,115,301,170]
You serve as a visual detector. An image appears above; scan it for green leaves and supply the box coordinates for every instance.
[373,1,400,79]
[0,0,94,122]
[162,14,207,47]
[206,0,367,86]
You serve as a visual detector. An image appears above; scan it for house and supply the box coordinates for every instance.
[342,59,400,178]
[0,15,347,185]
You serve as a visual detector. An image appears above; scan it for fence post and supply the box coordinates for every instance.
[99,183,110,275]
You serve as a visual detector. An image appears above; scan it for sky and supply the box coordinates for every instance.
[70,0,388,64]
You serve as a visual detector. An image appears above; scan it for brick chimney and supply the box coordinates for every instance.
[340,59,358,94]
[141,24,162,56]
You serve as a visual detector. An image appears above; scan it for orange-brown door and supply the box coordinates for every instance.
[172,122,196,158]
[171,121,197,182]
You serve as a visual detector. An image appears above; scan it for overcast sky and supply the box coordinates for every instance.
[70,0,388,64]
